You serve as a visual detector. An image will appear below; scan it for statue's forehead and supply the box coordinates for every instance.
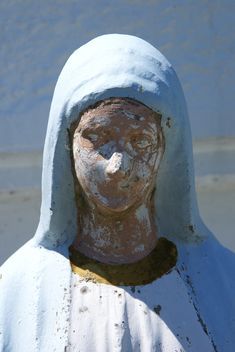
[77,98,161,131]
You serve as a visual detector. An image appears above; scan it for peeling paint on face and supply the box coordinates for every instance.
[120,110,145,122]
[73,103,162,212]
[71,98,165,264]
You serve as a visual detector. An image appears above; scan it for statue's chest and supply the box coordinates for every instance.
[68,270,213,352]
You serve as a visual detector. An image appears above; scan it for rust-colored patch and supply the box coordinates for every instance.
[70,237,177,286]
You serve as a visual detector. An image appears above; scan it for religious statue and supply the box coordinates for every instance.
[1,34,235,352]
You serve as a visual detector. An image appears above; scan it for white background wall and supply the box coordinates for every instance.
[0,0,235,264]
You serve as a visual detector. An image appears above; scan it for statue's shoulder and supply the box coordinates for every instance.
[0,242,71,351]
[0,242,40,293]
[0,241,69,287]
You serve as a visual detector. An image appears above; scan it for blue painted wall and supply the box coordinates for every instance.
[1,0,235,151]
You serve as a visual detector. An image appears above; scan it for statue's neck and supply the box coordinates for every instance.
[72,201,158,264]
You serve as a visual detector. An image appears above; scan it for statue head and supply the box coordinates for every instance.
[34,34,203,250]
[71,98,164,214]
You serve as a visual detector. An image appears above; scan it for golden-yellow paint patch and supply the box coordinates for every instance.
[69,237,177,286]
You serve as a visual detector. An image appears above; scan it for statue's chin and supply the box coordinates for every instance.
[91,195,140,214]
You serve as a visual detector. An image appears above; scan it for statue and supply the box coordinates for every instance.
[1,34,235,352]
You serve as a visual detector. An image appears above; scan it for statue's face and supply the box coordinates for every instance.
[72,98,164,213]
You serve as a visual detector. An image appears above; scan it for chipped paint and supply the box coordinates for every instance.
[71,98,164,264]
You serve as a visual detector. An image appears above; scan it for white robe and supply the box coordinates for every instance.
[1,236,235,351]
[69,270,214,352]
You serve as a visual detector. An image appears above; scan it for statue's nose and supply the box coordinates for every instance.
[105,152,131,178]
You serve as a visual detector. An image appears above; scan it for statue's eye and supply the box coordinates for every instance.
[131,136,152,149]
[80,130,99,144]
[86,133,98,143]
[81,129,113,154]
